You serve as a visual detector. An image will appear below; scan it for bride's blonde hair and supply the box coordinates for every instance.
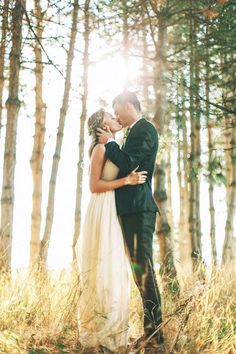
[87,108,105,157]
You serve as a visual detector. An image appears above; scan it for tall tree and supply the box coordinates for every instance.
[72,0,91,262]
[0,0,25,271]
[40,0,79,264]
[121,0,129,90]
[145,1,178,284]
[141,1,149,113]
[188,2,202,267]
[29,0,47,268]
[0,0,9,139]
[177,81,192,273]
[222,118,236,271]
[166,116,174,233]
[205,20,217,265]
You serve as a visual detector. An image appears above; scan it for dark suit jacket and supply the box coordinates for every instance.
[105,118,160,216]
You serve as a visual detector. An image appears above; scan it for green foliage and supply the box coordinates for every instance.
[218,318,228,340]
[168,279,180,298]
[188,167,199,181]
[215,172,226,185]
[206,157,226,185]
[231,153,236,165]
[56,341,66,350]
[28,347,47,354]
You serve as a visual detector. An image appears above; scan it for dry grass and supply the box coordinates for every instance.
[164,269,236,354]
[0,267,81,353]
[0,267,235,353]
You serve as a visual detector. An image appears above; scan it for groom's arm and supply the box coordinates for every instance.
[105,126,157,177]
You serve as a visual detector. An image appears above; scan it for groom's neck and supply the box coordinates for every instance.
[127,113,142,127]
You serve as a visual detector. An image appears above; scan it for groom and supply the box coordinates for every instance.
[97,91,164,349]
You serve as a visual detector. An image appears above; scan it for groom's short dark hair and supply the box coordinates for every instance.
[112,91,141,112]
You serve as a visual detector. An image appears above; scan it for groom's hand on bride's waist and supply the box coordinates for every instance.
[97,127,114,144]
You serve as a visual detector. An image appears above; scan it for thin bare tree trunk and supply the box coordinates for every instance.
[72,0,90,263]
[29,0,46,268]
[205,22,217,265]
[122,0,129,90]
[177,86,192,274]
[189,5,202,268]
[40,0,79,264]
[153,14,177,284]
[141,2,149,114]
[143,5,178,283]
[224,120,233,207]
[166,117,174,232]
[195,63,201,257]
[0,0,9,139]
[0,0,25,271]
[221,53,234,267]
[177,127,185,264]
[182,113,190,205]
[222,119,236,272]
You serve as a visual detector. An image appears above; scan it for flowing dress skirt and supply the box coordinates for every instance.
[77,190,130,352]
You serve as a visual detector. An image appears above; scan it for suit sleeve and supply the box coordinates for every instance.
[105,125,157,176]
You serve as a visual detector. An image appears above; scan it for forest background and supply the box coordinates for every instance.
[0,0,235,353]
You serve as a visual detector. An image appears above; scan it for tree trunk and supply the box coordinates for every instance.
[72,0,90,263]
[205,22,217,265]
[40,0,79,264]
[0,0,25,271]
[189,4,202,268]
[141,2,149,114]
[29,0,46,268]
[166,116,174,232]
[177,83,192,274]
[153,14,177,285]
[222,119,236,272]
[195,57,201,259]
[0,0,9,139]
[223,115,233,209]
[122,0,129,90]
[221,48,235,271]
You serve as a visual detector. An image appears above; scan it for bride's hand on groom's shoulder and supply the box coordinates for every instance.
[125,167,148,185]
[97,126,113,144]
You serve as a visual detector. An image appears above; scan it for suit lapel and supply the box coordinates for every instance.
[124,118,145,148]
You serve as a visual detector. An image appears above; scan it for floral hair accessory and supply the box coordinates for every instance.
[88,108,105,136]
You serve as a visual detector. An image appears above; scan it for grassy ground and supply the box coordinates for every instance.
[0,267,235,354]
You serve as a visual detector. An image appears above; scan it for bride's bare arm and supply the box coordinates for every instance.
[89,144,147,193]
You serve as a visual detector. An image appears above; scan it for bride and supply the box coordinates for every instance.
[76,108,146,353]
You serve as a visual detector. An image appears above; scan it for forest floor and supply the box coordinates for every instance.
[0,267,235,354]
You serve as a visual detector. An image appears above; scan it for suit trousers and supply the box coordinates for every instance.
[120,211,163,341]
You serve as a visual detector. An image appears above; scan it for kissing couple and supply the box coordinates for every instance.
[76,91,164,353]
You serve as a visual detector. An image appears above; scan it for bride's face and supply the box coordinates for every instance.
[103,112,122,133]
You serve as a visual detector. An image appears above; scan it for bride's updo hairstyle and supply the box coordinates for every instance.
[87,108,105,156]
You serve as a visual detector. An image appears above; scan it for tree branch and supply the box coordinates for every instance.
[21,3,65,78]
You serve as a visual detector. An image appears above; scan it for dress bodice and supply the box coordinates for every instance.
[101,160,119,181]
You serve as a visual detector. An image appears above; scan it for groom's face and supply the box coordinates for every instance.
[113,102,129,127]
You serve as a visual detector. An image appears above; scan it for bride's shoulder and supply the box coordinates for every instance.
[90,143,105,160]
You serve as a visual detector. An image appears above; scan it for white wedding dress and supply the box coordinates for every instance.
[77,160,131,352]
